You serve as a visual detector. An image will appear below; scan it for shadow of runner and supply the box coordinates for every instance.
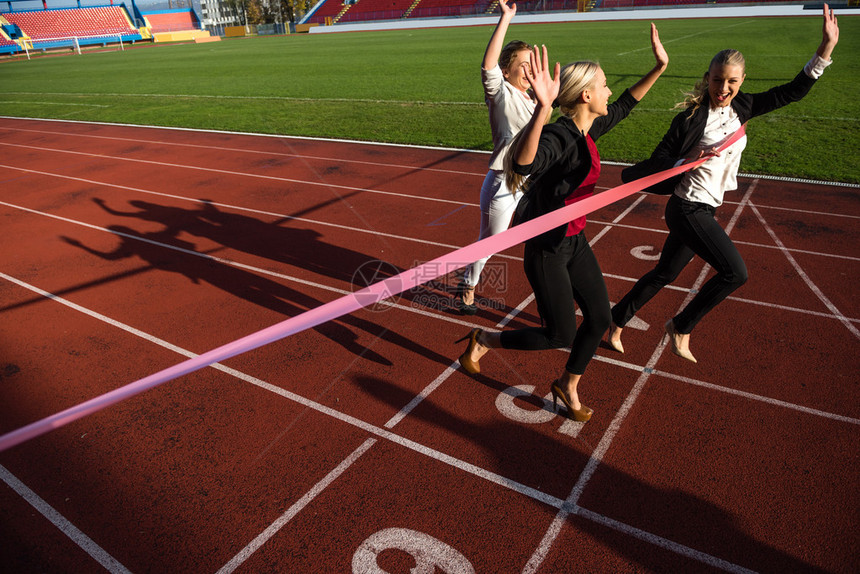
[61,225,392,366]
[92,197,378,286]
[352,375,828,573]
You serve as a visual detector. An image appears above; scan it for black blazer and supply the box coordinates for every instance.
[513,89,638,250]
[622,68,818,194]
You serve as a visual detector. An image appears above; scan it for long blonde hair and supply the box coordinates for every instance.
[504,60,601,193]
[676,49,746,117]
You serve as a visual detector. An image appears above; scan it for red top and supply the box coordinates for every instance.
[565,134,600,236]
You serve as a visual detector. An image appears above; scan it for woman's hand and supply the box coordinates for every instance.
[524,44,560,109]
[628,24,668,101]
[650,22,668,71]
[499,0,516,19]
[818,3,839,60]
[686,146,720,163]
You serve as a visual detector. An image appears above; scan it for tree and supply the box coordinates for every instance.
[246,0,264,25]
[280,0,311,23]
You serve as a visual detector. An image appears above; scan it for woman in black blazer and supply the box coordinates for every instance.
[608,4,840,363]
[458,27,668,423]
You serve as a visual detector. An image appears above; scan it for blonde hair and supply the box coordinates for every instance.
[676,49,746,117]
[504,61,600,193]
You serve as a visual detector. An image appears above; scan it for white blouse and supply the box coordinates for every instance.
[675,54,832,207]
[676,106,746,207]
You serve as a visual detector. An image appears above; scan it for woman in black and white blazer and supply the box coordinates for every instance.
[608,4,840,363]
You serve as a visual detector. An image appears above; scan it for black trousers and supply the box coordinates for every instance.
[612,194,748,334]
[500,231,610,375]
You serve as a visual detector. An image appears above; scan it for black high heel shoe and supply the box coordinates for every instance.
[455,328,483,374]
[550,383,593,422]
[454,281,478,316]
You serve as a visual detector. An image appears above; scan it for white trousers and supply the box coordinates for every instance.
[462,169,521,288]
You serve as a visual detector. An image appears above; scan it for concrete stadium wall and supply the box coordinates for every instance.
[308,5,846,34]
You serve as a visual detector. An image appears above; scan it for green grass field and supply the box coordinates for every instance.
[2,14,858,183]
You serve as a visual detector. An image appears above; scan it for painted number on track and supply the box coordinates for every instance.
[631,245,661,261]
[353,527,475,573]
[494,384,584,437]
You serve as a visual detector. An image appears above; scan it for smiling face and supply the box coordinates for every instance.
[585,67,612,116]
[503,49,533,93]
[706,63,746,108]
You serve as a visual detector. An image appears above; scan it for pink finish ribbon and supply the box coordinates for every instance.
[0,126,746,452]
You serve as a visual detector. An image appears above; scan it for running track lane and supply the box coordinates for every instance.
[0,118,858,573]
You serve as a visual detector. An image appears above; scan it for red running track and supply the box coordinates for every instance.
[0,117,858,573]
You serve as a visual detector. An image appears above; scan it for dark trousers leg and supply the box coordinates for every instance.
[501,234,610,375]
[611,195,747,334]
[611,225,695,329]
[669,199,748,333]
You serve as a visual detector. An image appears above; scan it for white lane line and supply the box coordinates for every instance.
[523,182,758,574]
[567,349,860,425]
[384,363,461,429]
[652,369,860,426]
[731,240,860,262]
[723,292,860,323]
[218,362,464,571]
[215,438,379,574]
[0,101,110,108]
[0,164,521,260]
[0,464,133,574]
[592,219,860,262]
[575,507,757,574]
[0,115,489,155]
[0,270,564,509]
[0,269,757,574]
[497,293,535,329]
[590,192,649,245]
[2,164,855,266]
[2,196,856,365]
[0,199,492,336]
[1,92,486,107]
[616,20,754,56]
[0,125,487,178]
[722,199,860,220]
[220,358,465,570]
[748,201,860,340]
[2,116,857,187]
[0,142,471,207]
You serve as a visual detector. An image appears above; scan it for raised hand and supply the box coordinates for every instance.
[499,0,516,18]
[524,44,560,109]
[650,22,669,71]
[628,24,668,101]
[819,3,839,60]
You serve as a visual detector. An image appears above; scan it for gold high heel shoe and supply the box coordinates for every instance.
[455,328,483,375]
[664,319,697,363]
[550,383,593,422]
[607,323,624,354]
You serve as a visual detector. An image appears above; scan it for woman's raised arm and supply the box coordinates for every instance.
[817,3,839,61]
[483,0,517,70]
[628,23,669,101]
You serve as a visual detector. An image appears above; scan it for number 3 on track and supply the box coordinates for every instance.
[495,385,585,437]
